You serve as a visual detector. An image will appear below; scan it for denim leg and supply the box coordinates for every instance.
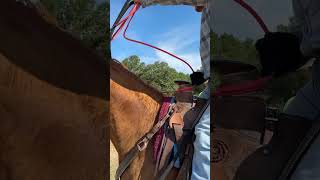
[286,60,320,179]
[191,104,210,180]
[284,60,320,120]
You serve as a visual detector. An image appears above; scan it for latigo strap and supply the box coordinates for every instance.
[115,102,175,179]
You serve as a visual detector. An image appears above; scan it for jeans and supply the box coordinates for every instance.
[191,86,210,180]
[284,60,320,120]
[284,59,320,180]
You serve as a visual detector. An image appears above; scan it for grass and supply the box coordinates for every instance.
[110,141,119,180]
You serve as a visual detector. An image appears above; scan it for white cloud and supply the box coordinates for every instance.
[157,25,199,51]
[150,25,201,74]
[139,56,158,64]
[155,51,201,73]
[124,29,140,40]
[112,54,127,61]
[111,9,202,74]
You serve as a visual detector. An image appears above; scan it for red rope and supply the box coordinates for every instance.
[234,0,270,33]
[175,86,193,93]
[111,3,139,40]
[112,3,195,72]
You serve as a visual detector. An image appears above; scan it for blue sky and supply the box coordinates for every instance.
[110,0,202,74]
[212,0,293,40]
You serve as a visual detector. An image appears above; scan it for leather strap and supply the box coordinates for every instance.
[115,103,175,179]
[173,124,183,143]
[157,133,174,175]
[157,153,179,180]
[184,98,209,130]
[110,0,133,35]
[155,113,184,175]
[156,98,209,180]
[176,144,194,180]
[234,114,314,180]
[279,114,320,180]
[155,130,168,175]
[155,119,184,175]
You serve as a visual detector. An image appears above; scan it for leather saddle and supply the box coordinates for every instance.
[234,114,316,180]
[154,81,209,180]
[212,59,278,180]
[212,59,319,180]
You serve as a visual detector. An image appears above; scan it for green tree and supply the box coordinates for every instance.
[211,32,259,66]
[122,55,145,76]
[40,0,108,56]
[121,56,192,94]
[140,61,188,92]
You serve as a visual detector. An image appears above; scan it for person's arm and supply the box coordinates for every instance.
[136,0,206,8]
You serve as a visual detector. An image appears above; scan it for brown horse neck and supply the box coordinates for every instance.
[110,60,164,179]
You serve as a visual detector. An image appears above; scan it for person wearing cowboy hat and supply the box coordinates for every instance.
[256,0,320,178]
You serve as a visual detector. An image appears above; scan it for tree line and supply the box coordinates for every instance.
[121,56,196,94]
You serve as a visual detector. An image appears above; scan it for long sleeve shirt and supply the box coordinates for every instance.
[141,0,211,79]
[290,0,320,58]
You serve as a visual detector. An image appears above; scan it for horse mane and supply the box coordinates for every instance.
[110,59,163,101]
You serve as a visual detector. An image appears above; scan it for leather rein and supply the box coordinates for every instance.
[115,101,176,179]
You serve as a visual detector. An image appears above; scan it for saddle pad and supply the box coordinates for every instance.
[153,97,174,161]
